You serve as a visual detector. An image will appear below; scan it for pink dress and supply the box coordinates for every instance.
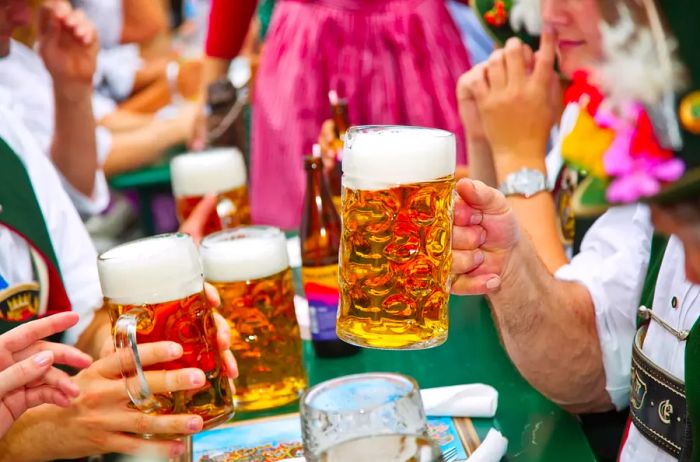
[252,0,470,229]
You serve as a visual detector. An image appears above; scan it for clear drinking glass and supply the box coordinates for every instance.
[338,125,456,350]
[200,227,307,412]
[318,434,443,462]
[300,373,428,461]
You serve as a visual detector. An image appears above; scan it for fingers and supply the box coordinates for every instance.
[105,411,204,436]
[454,195,483,227]
[452,249,485,275]
[0,351,54,397]
[222,350,239,380]
[486,50,507,90]
[105,433,186,459]
[453,225,486,251]
[142,368,206,394]
[457,64,489,102]
[24,385,73,409]
[97,342,183,378]
[1,312,80,353]
[178,193,217,245]
[534,25,557,82]
[451,273,502,296]
[28,367,80,399]
[213,312,230,350]
[504,38,527,82]
[455,179,510,215]
[14,340,93,370]
[205,283,222,309]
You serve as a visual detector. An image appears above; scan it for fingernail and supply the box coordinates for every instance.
[474,251,485,266]
[171,443,185,457]
[190,372,204,386]
[169,343,182,356]
[479,230,487,245]
[486,278,501,290]
[470,213,483,225]
[33,351,52,366]
[187,417,202,432]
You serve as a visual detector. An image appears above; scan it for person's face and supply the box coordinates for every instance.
[651,202,700,284]
[0,0,32,57]
[540,0,604,78]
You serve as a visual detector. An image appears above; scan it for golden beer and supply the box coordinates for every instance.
[98,234,234,433]
[201,227,307,411]
[171,148,250,235]
[337,126,456,350]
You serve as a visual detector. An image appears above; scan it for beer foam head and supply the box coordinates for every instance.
[170,148,247,197]
[342,126,456,190]
[98,233,203,305]
[200,226,289,282]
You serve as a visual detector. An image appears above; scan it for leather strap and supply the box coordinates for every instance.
[630,325,693,459]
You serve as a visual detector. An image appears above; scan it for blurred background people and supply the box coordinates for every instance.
[197,0,472,229]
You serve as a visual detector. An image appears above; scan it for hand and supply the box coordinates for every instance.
[97,279,238,380]
[176,59,204,100]
[38,1,99,94]
[473,30,558,161]
[456,63,489,143]
[318,119,340,173]
[0,312,93,438]
[451,179,521,295]
[188,103,207,151]
[178,194,217,246]
[35,342,210,459]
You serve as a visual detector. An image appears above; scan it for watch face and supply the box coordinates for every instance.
[513,170,544,196]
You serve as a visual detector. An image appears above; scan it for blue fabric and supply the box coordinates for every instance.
[0,273,7,291]
[446,1,495,65]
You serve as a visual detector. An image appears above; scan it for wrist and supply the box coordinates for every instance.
[53,80,93,104]
[494,151,547,184]
[0,408,47,462]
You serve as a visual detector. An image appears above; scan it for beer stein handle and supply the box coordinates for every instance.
[114,310,162,413]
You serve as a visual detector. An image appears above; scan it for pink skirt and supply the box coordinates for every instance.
[251,0,471,229]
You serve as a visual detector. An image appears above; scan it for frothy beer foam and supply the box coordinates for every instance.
[201,227,290,282]
[342,126,456,190]
[170,148,247,197]
[97,234,204,305]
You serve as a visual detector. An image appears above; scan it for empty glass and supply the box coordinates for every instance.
[318,434,443,462]
[300,373,428,461]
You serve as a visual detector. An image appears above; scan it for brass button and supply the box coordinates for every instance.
[672,297,679,309]
[679,91,700,134]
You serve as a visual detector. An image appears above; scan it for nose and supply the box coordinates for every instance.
[540,0,569,27]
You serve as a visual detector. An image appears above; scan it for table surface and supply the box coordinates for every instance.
[236,293,596,462]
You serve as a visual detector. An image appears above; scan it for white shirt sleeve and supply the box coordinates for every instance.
[73,0,124,49]
[555,204,653,409]
[0,106,103,345]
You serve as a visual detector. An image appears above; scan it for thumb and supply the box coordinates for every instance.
[0,351,54,398]
[534,25,557,82]
[455,179,510,216]
[178,193,218,244]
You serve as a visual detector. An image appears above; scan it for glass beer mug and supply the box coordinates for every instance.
[337,126,456,350]
[97,234,234,433]
[200,227,307,411]
[170,148,250,236]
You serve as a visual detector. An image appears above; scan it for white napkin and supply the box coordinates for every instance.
[420,384,498,418]
[467,429,508,462]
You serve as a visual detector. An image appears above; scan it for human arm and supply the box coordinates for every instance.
[451,179,612,413]
[38,2,99,198]
[120,0,169,45]
[471,31,568,272]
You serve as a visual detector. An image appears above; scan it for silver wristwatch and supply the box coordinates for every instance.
[498,168,548,198]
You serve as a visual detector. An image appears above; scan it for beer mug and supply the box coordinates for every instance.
[170,148,250,236]
[200,227,307,412]
[98,234,234,432]
[338,126,456,350]
[300,373,428,461]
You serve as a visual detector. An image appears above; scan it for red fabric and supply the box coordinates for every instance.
[617,416,632,461]
[2,224,71,317]
[205,0,258,59]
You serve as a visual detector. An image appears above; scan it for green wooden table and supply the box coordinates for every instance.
[236,292,596,461]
